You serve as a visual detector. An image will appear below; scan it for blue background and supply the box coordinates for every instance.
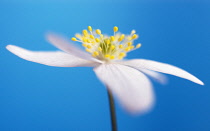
[0,0,209,130]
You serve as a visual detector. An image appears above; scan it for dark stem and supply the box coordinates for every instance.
[107,89,117,131]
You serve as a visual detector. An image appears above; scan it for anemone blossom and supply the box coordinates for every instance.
[6,26,204,114]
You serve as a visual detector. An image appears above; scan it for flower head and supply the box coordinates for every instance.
[71,26,141,62]
[6,26,204,114]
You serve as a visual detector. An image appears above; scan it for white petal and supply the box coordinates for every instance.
[94,64,154,114]
[140,69,168,84]
[118,59,204,85]
[6,45,99,67]
[46,33,101,62]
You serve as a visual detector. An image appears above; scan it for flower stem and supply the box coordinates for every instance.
[107,89,117,131]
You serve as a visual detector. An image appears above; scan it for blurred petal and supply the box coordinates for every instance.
[94,64,154,114]
[118,59,204,85]
[6,45,99,67]
[140,69,168,84]
[46,33,101,62]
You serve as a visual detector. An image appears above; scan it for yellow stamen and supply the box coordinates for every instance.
[86,49,91,52]
[82,37,87,42]
[75,34,82,39]
[131,30,136,34]
[90,35,94,39]
[125,47,130,52]
[136,43,142,48]
[87,39,91,43]
[88,26,92,31]
[132,34,138,39]
[83,30,88,36]
[110,45,115,50]
[100,34,104,39]
[127,42,132,46]
[106,39,110,45]
[95,38,100,43]
[71,37,77,41]
[87,45,92,49]
[71,26,142,61]
[93,51,99,56]
[130,45,134,49]
[118,56,123,59]
[98,47,102,51]
[127,37,132,41]
[119,44,123,49]
[82,43,87,47]
[113,26,118,32]
[96,29,101,35]
[110,36,115,41]
[105,54,110,58]
[119,52,126,57]
[118,34,125,41]
[110,56,115,60]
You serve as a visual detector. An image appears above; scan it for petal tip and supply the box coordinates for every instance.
[198,80,204,86]
[6,44,13,50]
[6,45,18,53]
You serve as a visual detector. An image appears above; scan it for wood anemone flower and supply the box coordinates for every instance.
[6,26,204,114]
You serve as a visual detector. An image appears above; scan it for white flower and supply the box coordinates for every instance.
[6,26,204,114]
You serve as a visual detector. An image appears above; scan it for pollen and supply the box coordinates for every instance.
[71,26,142,62]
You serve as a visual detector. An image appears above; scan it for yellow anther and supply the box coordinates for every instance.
[136,43,142,48]
[118,56,123,60]
[96,29,101,35]
[113,26,118,32]
[130,45,134,49]
[82,37,87,42]
[75,34,82,39]
[110,36,115,41]
[119,52,126,57]
[90,35,94,39]
[88,26,92,31]
[86,49,91,52]
[121,34,125,39]
[82,43,87,47]
[71,37,77,41]
[125,47,131,52]
[87,39,91,43]
[127,42,132,46]
[110,45,115,50]
[95,38,100,43]
[91,41,96,45]
[100,34,104,39]
[131,30,136,34]
[93,51,99,56]
[118,34,125,41]
[106,39,110,45]
[132,34,138,39]
[98,47,102,51]
[105,54,110,58]
[119,44,123,49]
[110,56,115,60]
[87,45,92,49]
[83,30,88,36]
[127,37,132,41]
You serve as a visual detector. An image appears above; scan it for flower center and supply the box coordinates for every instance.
[71,26,142,62]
